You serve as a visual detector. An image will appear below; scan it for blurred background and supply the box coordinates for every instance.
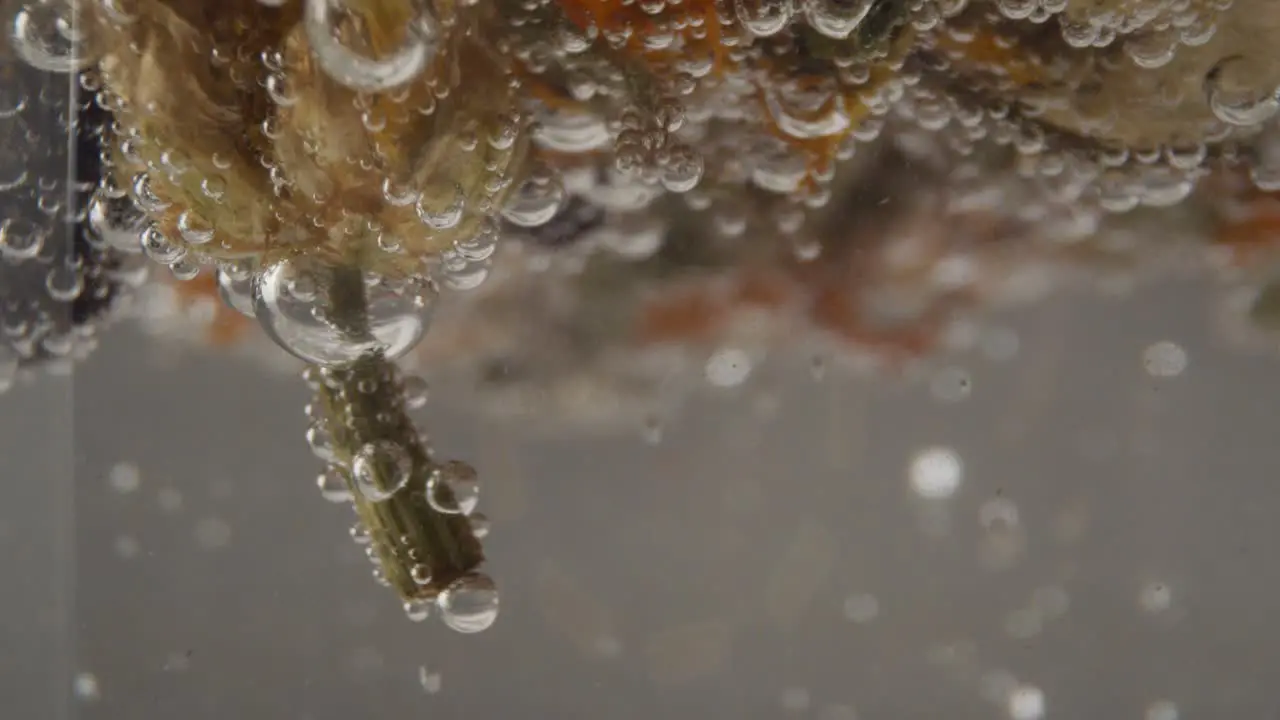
[5,273,1280,720]
[8,0,1280,717]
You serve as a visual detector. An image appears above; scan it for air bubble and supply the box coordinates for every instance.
[12,2,96,74]
[418,184,466,230]
[73,672,100,701]
[909,447,963,499]
[317,465,354,503]
[352,440,414,502]
[418,666,443,693]
[735,0,795,37]
[1205,56,1280,127]
[410,563,433,585]
[253,258,433,366]
[402,375,429,409]
[303,0,439,92]
[501,171,566,228]
[404,599,432,622]
[1139,581,1173,613]
[108,462,141,494]
[706,348,753,387]
[1143,341,1187,377]
[803,0,874,38]
[1007,685,1045,720]
[436,572,500,633]
[88,192,146,253]
[177,211,214,245]
[426,460,480,515]
[1146,700,1179,720]
[0,219,46,261]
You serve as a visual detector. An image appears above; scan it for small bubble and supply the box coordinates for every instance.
[417,666,442,694]
[1139,581,1173,613]
[1007,684,1045,720]
[1205,55,1279,127]
[909,447,963,499]
[306,426,338,463]
[436,572,500,633]
[349,523,371,544]
[1146,700,1179,720]
[427,460,480,515]
[1143,341,1187,377]
[642,416,664,445]
[73,672,100,701]
[706,348,752,387]
[107,461,141,494]
[194,517,232,549]
[317,465,355,503]
[809,355,827,381]
[980,498,1020,531]
[410,564,433,585]
[468,512,491,538]
[842,592,880,623]
[402,375,429,409]
[353,440,413,502]
[404,599,432,622]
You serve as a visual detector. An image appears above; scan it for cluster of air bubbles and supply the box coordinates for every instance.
[302,364,498,633]
[1055,0,1220,50]
[614,103,705,194]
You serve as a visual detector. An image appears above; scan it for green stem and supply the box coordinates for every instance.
[309,265,484,602]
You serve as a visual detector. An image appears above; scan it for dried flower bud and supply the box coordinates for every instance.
[89,0,530,279]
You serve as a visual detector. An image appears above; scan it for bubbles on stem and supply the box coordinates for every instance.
[435,572,500,633]
[426,460,481,515]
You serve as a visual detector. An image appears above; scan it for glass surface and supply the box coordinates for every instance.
[4,1,1280,719]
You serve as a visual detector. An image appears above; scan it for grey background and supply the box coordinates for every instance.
[4,276,1280,719]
